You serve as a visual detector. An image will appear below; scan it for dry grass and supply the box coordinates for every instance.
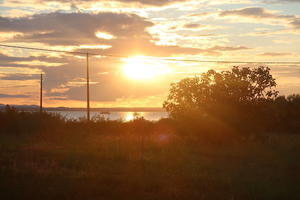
[0,128,299,200]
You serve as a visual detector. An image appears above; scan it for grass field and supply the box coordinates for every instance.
[0,122,299,200]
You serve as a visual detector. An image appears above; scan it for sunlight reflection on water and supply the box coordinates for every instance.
[48,111,168,121]
[123,112,136,121]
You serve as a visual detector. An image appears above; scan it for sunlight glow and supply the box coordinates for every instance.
[124,112,135,121]
[123,112,144,121]
[123,56,172,80]
[95,31,115,40]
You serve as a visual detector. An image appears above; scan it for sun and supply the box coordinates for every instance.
[123,56,171,80]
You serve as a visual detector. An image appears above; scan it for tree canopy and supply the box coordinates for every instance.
[163,66,279,119]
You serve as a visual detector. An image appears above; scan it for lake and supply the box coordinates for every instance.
[48,111,168,121]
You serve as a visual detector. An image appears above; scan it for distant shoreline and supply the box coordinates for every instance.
[0,104,164,112]
[47,107,164,112]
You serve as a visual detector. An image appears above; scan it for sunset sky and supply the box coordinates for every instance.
[0,0,300,107]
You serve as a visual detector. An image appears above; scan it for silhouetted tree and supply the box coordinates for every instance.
[163,66,278,119]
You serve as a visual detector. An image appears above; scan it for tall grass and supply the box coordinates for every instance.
[0,106,299,199]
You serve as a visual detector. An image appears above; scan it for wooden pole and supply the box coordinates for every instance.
[86,53,90,121]
[40,73,43,113]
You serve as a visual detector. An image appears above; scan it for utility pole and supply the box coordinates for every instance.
[40,73,43,113]
[86,53,90,121]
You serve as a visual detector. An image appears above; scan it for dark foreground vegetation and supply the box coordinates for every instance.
[0,67,299,200]
[0,106,299,200]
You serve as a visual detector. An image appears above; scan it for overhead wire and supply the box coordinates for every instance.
[1,43,300,65]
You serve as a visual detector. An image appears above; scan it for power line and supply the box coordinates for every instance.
[0,44,122,57]
[0,44,89,55]
[151,57,300,65]
[1,43,300,65]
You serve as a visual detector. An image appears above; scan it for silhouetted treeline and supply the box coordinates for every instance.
[161,66,300,139]
[1,95,300,141]
[0,106,64,135]
[169,95,300,139]
[271,94,300,132]
[0,105,175,139]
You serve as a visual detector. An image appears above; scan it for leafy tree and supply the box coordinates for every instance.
[163,66,278,119]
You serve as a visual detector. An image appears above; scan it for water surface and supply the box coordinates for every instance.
[48,111,168,121]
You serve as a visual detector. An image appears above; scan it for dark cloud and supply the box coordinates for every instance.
[0,52,66,62]
[0,12,228,57]
[0,12,153,46]
[220,7,292,19]
[0,74,40,80]
[290,18,300,29]
[219,7,300,30]
[0,93,31,98]
[208,45,250,51]
[48,97,68,100]
[0,11,254,59]
[183,23,204,29]
[0,53,34,63]
[189,12,212,17]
